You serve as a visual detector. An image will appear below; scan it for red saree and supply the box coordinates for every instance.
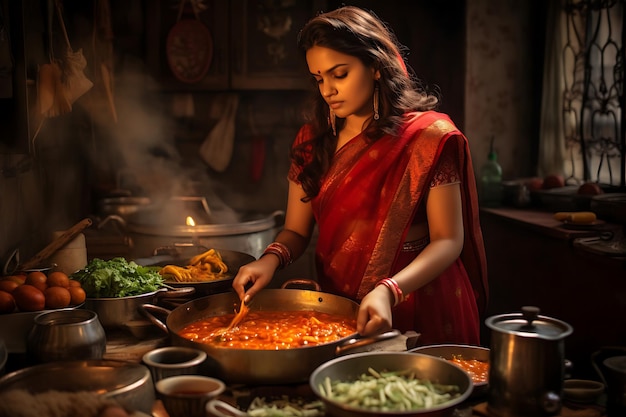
[290,111,488,345]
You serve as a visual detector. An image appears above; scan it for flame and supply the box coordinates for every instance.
[186,216,196,227]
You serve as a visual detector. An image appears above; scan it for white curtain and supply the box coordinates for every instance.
[539,0,624,186]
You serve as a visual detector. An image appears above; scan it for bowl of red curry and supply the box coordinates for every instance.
[410,344,490,398]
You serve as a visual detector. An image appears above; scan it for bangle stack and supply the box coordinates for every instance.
[376,278,406,307]
[262,242,293,269]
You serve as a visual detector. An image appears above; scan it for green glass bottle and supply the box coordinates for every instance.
[479,136,503,207]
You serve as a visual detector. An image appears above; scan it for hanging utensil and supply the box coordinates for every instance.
[54,0,93,105]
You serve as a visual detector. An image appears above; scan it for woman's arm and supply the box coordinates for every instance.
[232,180,316,302]
[357,182,464,335]
[393,182,464,294]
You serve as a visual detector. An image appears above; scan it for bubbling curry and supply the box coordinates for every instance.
[178,310,357,350]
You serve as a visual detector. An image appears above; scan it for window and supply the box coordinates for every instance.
[541,0,625,189]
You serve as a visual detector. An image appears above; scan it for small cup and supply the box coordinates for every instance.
[156,375,226,417]
[143,346,208,382]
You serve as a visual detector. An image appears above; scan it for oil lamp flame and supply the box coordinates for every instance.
[186,216,196,227]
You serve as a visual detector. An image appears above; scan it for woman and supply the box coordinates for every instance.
[232,6,488,345]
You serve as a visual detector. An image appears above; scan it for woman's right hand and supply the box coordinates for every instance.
[232,255,279,303]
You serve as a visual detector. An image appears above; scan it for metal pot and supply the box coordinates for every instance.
[0,359,155,414]
[308,352,472,417]
[485,306,573,417]
[100,207,284,259]
[592,346,626,417]
[140,288,399,385]
[84,286,194,329]
[97,196,152,219]
[26,309,106,363]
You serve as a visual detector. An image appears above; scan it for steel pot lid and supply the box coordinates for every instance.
[486,306,573,340]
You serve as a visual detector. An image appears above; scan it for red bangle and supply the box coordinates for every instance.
[262,242,292,269]
[376,278,406,307]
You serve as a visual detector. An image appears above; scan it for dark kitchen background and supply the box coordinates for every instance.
[1,0,624,379]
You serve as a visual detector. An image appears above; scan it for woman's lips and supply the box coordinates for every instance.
[328,101,342,110]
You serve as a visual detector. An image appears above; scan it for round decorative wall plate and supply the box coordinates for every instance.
[166,19,213,84]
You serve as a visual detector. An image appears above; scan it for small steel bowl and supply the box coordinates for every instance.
[143,346,208,382]
[563,379,605,404]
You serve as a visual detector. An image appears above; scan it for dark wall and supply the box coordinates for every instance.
[328,0,466,127]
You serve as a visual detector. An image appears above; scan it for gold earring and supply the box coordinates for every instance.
[373,86,380,120]
[329,108,337,136]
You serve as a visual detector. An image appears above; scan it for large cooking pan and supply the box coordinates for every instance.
[134,248,255,296]
[141,287,400,385]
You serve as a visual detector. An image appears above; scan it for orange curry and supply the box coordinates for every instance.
[178,310,357,350]
[449,356,490,384]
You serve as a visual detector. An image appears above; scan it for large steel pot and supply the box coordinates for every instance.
[141,288,399,385]
[100,202,284,259]
[486,306,573,417]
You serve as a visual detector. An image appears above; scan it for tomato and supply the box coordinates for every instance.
[68,286,86,306]
[68,279,82,287]
[0,280,19,293]
[47,271,70,288]
[25,271,48,292]
[3,275,26,285]
[44,287,71,309]
[0,290,16,314]
[13,284,46,312]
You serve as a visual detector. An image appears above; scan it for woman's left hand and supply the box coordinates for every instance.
[356,285,394,336]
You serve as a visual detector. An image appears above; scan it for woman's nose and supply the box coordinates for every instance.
[321,82,336,97]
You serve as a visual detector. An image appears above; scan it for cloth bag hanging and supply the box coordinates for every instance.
[200,94,239,172]
[36,0,93,118]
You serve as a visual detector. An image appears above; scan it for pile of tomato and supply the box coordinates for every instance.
[0,271,86,314]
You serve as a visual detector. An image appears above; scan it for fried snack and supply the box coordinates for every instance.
[159,249,228,282]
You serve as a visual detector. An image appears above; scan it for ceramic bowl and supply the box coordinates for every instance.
[142,346,207,382]
[156,375,226,417]
[563,379,605,403]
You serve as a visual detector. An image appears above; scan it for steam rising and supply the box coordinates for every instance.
[87,62,238,224]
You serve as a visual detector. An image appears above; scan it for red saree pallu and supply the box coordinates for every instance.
[294,111,488,344]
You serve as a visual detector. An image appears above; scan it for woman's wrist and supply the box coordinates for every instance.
[261,242,293,269]
[376,278,406,307]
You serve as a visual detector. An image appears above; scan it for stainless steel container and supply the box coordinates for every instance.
[485,306,573,417]
[26,309,106,363]
[0,359,155,414]
[142,346,208,382]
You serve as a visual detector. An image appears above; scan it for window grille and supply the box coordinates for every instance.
[562,0,625,189]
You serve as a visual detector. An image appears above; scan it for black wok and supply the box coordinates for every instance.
[141,287,399,385]
[135,248,255,296]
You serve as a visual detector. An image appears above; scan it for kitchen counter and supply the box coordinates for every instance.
[479,206,626,380]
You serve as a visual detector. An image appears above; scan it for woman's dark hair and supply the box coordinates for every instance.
[292,6,439,200]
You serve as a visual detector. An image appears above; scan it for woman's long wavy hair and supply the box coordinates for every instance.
[292,6,440,200]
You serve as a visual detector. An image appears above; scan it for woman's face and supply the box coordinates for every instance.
[306,46,378,120]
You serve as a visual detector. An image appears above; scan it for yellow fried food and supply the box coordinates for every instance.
[159,249,228,282]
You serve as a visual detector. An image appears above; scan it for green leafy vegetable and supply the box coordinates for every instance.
[71,257,164,298]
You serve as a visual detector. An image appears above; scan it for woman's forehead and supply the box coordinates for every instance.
[306,46,358,74]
